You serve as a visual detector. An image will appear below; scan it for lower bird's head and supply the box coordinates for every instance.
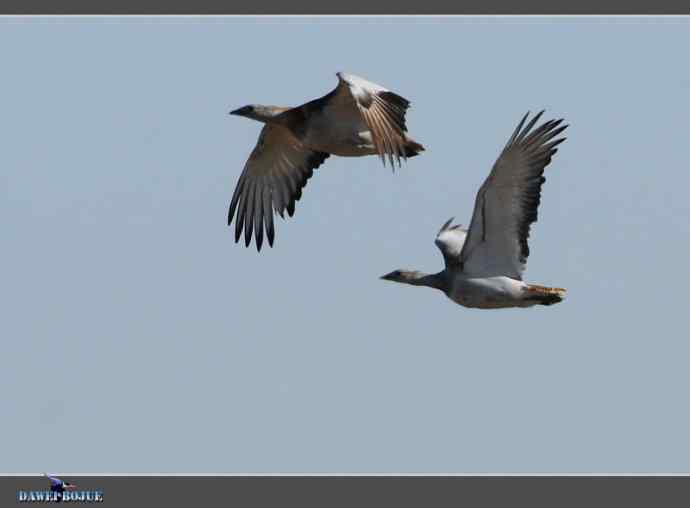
[380,269,424,285]
[380,269,447,292]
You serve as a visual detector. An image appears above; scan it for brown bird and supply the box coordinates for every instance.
[228,72,425,251]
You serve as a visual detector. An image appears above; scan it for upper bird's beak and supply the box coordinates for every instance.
[380,271,396,281]
[229,108,242,116]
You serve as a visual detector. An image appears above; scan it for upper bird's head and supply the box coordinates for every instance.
[229,104,285,123]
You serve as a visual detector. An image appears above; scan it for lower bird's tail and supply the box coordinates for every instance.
[525,284,566,306]
[404,138,425,158]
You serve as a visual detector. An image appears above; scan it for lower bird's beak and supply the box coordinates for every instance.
[380,272,395,281]
[229,108,242,116]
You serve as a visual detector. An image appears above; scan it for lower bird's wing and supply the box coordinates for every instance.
[434,217,468,269]
[458,111,568,279]
[227,124,330,251]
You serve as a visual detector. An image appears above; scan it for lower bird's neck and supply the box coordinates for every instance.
[409,271,448,292]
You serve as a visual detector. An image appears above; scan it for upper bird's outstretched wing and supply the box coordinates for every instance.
[458,111,568,279]
[227,124,330,251]
[331,72,419,167]
[434,217,468,269]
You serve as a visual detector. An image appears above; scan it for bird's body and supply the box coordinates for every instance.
[448,275,528,309]
[296,74,420,157]
[447,276,565,309]
[228,72,425,251]
[381,111,568,310]
[297,93,375,156]
[303,123,376,157]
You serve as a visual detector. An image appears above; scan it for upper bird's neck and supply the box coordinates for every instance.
[250,106,291,124]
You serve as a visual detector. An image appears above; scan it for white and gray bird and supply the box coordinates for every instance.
[381,111,568,309]
[228,72,425,251]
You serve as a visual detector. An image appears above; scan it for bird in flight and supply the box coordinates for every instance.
[381,111,568,309]
[228,72,425,251]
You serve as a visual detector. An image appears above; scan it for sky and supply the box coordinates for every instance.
[2,17,690,473]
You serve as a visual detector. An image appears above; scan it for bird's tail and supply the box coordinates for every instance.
[525,284,566,306]
[404,138,425,158]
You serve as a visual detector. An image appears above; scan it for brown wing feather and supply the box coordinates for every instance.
[334,74,414,168]
[357,91,411,168]
[227,124,330,251]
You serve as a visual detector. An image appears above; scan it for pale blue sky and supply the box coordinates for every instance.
[2,17,690,473]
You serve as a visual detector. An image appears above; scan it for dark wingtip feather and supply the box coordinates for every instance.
[551,125,568,137]
[255,223,264,252]
[228,149,329,252]
[404,139,425,158]
[234,213,243,243]
[244,229,252,248]
[267,228,275,248]
[510,112,569,265]
[234,195,247,243]
[243,188,255,249]
[227,175,247,229]
[378,91,411,111]
[516,110,544,143]
[263,188,275,249]
[438,217,455,235]
[505,111,530,149]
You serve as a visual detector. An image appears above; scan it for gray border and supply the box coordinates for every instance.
[2,2,690,14]
[3,476,690,507]
[2,10,689,508]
